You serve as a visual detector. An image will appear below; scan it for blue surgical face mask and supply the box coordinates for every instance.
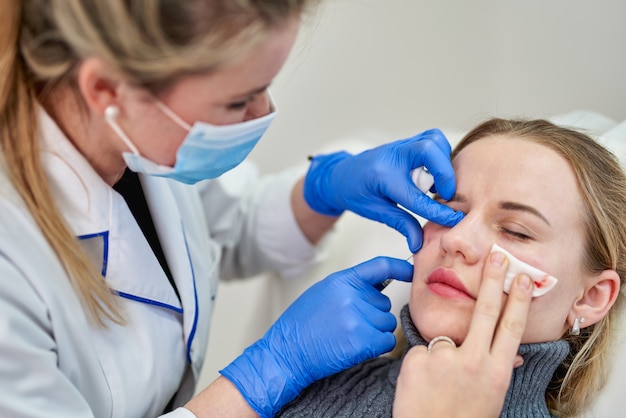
[104,97,276,184]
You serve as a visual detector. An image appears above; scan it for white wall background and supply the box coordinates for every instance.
[197,0,626,393]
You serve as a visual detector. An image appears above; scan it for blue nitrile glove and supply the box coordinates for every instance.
[220,256,413,417]
[304,128,465,253]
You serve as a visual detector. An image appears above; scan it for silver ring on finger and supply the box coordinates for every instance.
[427,336,457,353]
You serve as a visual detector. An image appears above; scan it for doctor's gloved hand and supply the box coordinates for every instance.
[219,257,413,418]
[304,129,464,252]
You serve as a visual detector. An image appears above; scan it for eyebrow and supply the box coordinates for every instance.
[499,201,551,225]
[449,193,551,226]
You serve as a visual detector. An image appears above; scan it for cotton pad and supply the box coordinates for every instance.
[490,243,558,297]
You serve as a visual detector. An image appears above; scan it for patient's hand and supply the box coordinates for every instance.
[392,251,533,418]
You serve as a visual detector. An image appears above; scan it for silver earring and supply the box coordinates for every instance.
[570,317,586,336]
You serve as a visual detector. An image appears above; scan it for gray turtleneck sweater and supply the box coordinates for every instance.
[277,305,570,418]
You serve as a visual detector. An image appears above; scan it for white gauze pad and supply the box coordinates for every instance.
[490,243,558,297]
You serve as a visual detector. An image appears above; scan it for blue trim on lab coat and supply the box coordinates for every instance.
[79,230,184,314]
[116,291,184,314]
[181,226,199,365]
[78,231,109,276]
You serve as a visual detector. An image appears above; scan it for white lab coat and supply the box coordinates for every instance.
[0,110,323,417]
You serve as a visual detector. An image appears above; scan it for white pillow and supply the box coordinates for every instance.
[548,109,617,139]
[599,120,626,168]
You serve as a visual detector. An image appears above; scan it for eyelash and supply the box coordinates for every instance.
[227,93,260,111]
[500,227,532,241]
[227,100,250,111]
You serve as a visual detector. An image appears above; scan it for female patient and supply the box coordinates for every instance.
[277,118,626,418]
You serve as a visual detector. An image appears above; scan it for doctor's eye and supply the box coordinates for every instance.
[227,100,249,111]
[227,94,258,111]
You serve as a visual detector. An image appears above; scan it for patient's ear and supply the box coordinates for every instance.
[569,270,621,329]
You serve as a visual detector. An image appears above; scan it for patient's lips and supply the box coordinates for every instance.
[426,268,474,300]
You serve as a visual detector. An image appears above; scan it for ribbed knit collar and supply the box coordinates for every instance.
[400,305,570,417]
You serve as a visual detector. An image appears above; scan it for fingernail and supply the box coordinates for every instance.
[517,274,532,290]
[490,251,505,266]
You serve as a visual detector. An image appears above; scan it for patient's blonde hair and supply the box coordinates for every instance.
[0,0,317,326]
[453,118,626,417]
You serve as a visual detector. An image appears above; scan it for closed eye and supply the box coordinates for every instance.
[500,227,532,241]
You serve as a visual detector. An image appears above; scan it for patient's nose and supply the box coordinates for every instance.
[439,214,484,264]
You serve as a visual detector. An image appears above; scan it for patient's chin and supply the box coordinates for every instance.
[414,316,469,347]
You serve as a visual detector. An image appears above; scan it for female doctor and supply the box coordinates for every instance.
[0,1,464,417]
